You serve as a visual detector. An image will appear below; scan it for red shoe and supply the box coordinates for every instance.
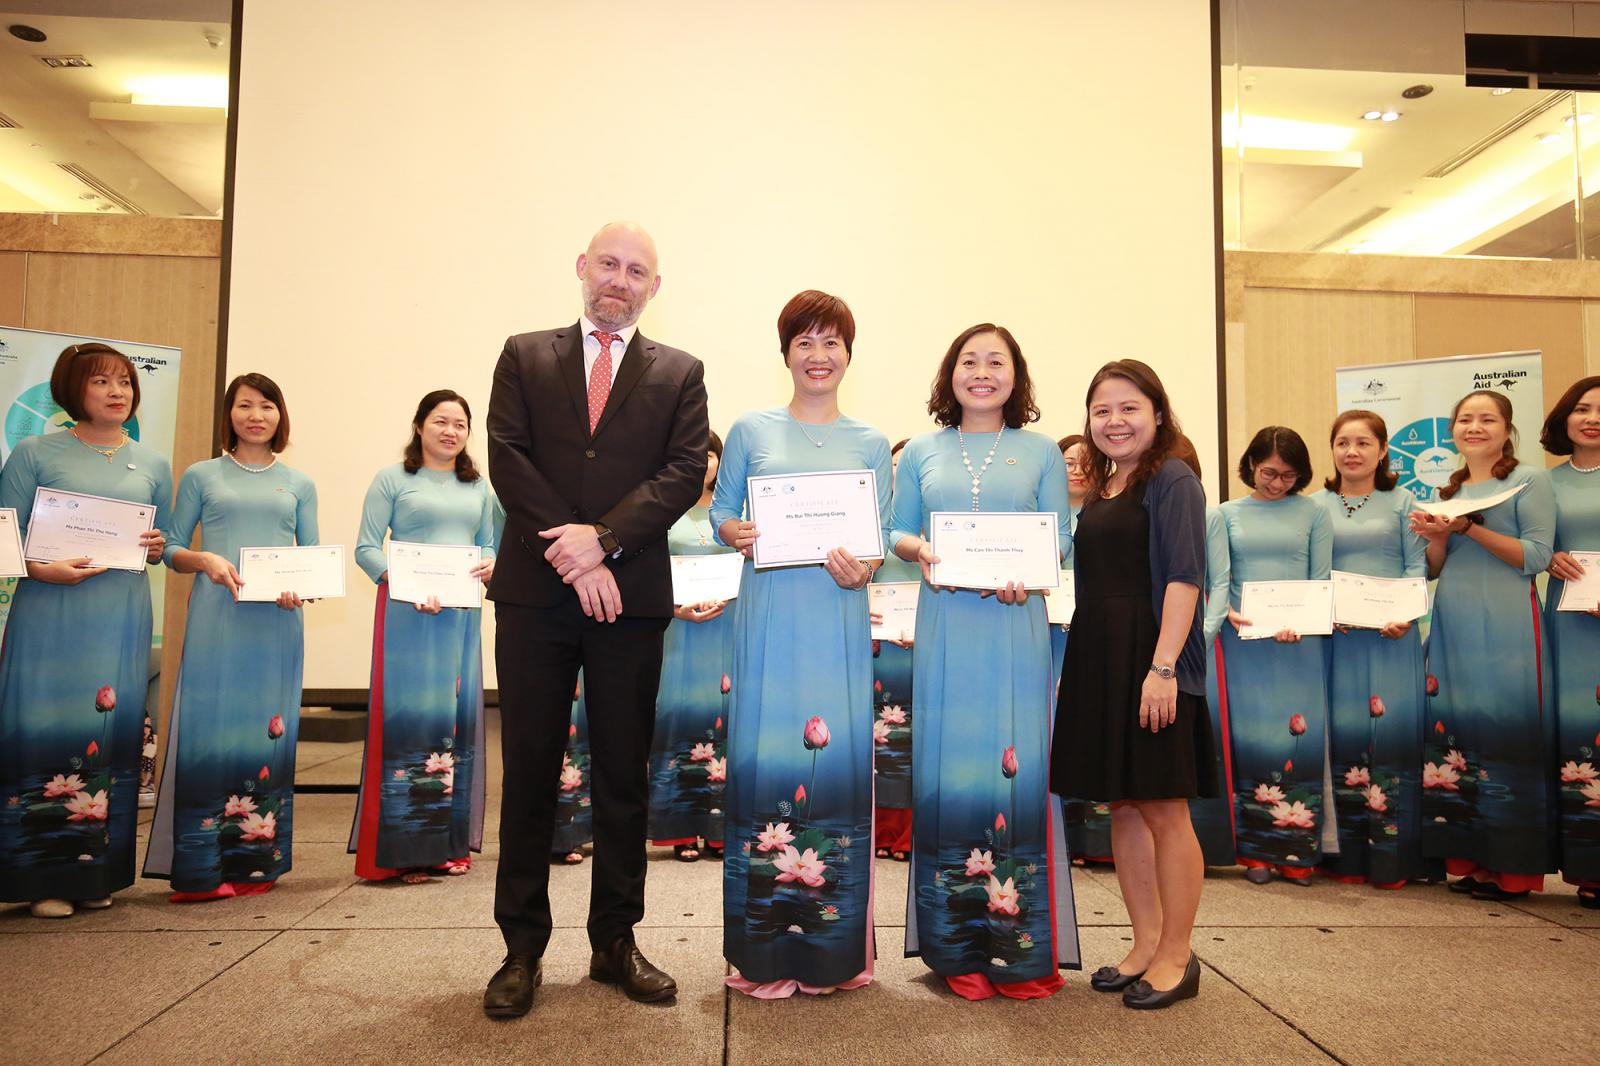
[169,884,238,904]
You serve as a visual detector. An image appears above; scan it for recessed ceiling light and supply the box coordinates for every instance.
[1490,87,1513,96]
[1402,84,1433,99]
[1538,132,1564,145]
[1380,111,1401,122]
[1563,113,1595,127]
[8,24,45,43]
[1362,110,1383,120]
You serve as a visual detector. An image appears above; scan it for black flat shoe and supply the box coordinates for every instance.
[1244,867,1272,885]
[1089,965,1146,992]
[1123,953,1200,1010]
[1470,881,1530,902]
[483,954,541,1019]
[1447,876,1482,894]
[1578,888,1600,910]
[590,937,678,1002]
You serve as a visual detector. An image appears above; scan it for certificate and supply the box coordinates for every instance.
[1045,569,1076,625]
[748,469,883,569]
[928,512,1062,591]
[1238,579,1333,640]
[238,545,347,602]
[0,508,23,578]
[868,581,919,640]
[23,488,154,572]
[1330,570,1429,628]
[671,552,744,605]
[1557,551,1600,612]
[386,541,483,608]
[1412,480,1527,520]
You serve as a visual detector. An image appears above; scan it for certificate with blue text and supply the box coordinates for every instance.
[238,545,347,602]
[748,469,883,569]
[23,488,154,572]
[928,512,1062,590]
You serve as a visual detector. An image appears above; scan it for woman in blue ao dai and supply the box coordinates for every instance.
[552,672,593,864]
[1312,410,1432,888]
[1057,434,1114,866]
[351,390,497,884]
[891,324,1080,1001]
[871,438,917,862]
[712,291,890,998]
[0,344,171,919]
[1410,390,1555,900]
[1540,377,1600,908]
[649,431,733,862]
[144,374,318,902]
[1219,427,1332,885]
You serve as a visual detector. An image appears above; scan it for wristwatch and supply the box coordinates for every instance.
[1149,662,1175,680]
[593,523,623,559]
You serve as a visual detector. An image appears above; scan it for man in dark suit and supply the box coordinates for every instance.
[483,222,709,1018]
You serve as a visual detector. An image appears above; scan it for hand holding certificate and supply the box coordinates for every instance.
[1237,579,1334,640]
[386,541,484,609]
[671,552,744,605]
[0,508,24,579]
[1045,570,1076,625]
[1555,550,1600,612]
[23,488,155,572]
[238,545,347,602]
[747,470,883,570]
[1410,480,1527,521]
[928,512,1061,591]
[868,581,919,641]
[1330,570,1429,629]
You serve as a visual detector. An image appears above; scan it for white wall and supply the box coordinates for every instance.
[227,0,1220,688]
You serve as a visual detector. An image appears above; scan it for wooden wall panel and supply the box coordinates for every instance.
[22,252,220,733]
[1413,294,1585,421]
[1584,301,1600,376]
[0,252,24,326]
[1234,288,1414,496]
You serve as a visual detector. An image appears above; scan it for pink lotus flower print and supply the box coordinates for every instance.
[94,686,116,712]
[200,817,215,829]
[721,674,731,695]
[393,769,407,779]
[43,773,86,798]
[267,714,285,739]
[715,717,723,730]
[85,740,99,758]
[441,769,454,795]
[880,705,907,725]
[1269,800,1315,828]
[258,766,270,781]
[1362,784,1388,813]
[1426,674,1439,697]
[1561,761,1599,784]
[1434,720,1446,735]
[965,848,995,877]
[772,845,828,887]
[1583,781,1600,808]
[1443,749,1468,773]
[1423,762,1461,790]
[985,875,1021,916]
[795,784,807,805]
[995,813,1007,833]
[757,822,795,852]
[1284,759,1294,773]
[689,742,715,762]
[224,794,258,817]
[1289,714,1308,736]
[1369,696,1386,718]
[1254,783,1286,804]
[707,757,727,782]
[238,810,277,841]
[802,716,831,750]
[424,752,454,775]
[1343,766,1370,787]
[873,720,891,745]
[64,789,108,821]
[874,679,883,694]
[1001,746,1019,779]
[559,763,583,792]
[569,723,578,737]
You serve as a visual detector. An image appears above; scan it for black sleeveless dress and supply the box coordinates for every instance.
[1051,480,1217,801]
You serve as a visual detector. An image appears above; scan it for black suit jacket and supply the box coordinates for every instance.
[486,323,709,617]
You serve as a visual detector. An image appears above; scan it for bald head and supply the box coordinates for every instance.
[577,221,662,330]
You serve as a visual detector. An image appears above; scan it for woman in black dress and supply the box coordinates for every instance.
[1052,359,1215,1010]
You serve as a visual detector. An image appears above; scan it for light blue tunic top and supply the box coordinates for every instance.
[1203,506,1230,646]
[355,464,497,584]
[2,430,173,545]
[1219,493,1333,608]
[1311,487,1425,580]
[163,457,319,565]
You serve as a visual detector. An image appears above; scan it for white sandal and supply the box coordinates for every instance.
[30,899,74,919]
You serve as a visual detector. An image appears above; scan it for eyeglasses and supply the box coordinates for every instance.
[1255,467,1298,486]
[1065,461,1088,474]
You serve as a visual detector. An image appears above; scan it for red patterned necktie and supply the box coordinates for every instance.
[588,330,619,433]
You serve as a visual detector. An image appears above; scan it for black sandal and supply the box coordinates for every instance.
[674,844,701,863]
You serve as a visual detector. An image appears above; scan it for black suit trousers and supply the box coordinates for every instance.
[493,598,667,957]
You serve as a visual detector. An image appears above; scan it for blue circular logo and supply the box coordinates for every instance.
[1388,416,1455,501]
[4,381,140,451]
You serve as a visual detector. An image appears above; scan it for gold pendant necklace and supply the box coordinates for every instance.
[71,427,128,463]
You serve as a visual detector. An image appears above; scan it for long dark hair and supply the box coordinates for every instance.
[1438,390,1517,500]
[1324,409,1397,492]
[403,389,481,482]
[1079,359,1195,504]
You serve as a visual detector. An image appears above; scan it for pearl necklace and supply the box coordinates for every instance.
[1337,492,1372,517]
[958,426,1004,511]
[226,450,277,474]
[71,427,129,463]
[1572,459,1600,474]
[791,411,838,449]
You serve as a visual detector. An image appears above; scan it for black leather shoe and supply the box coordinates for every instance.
[590,937,677,1002]
[1089,965,1146,992]
[1447,876,1482,894]
[483,954,541,1019]
[1470,881,1529,902]
[1123,952,1200,1010]
[1243,867,1272,885]
[1578,888,1600,910]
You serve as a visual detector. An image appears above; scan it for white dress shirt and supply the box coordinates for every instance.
[580,315,637,391]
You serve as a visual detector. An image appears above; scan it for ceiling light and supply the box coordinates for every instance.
[8,24,45,43]
[1563,113,1595,127]
[1490,87,1513,96]
[126,74,228,109]
[1381,111,1401,122]
[1402,84,1433,99]
[1362,110,1383,121]
[1538,132,1564,145]
[1221,113,1358,152]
